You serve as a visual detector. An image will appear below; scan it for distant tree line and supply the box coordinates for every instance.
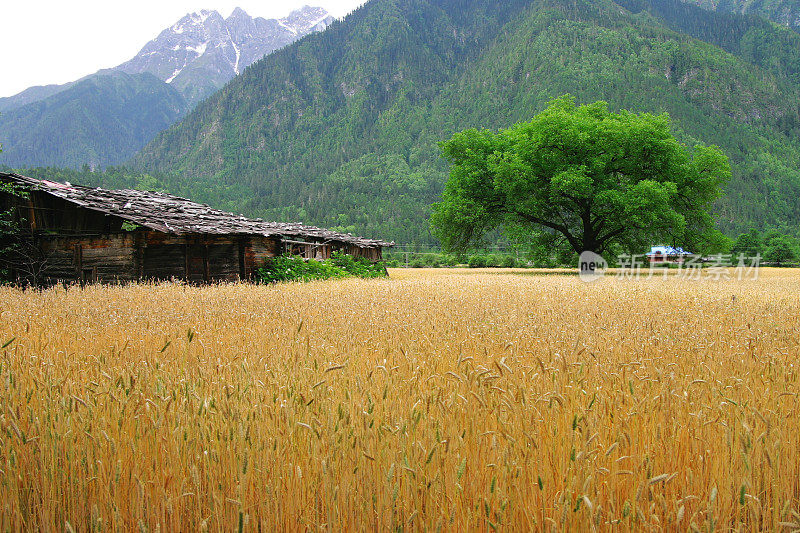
[730,229,799,266]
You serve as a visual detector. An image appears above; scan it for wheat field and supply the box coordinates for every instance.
[0,269,799,531]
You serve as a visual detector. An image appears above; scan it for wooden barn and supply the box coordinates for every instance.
[0,172,393,284]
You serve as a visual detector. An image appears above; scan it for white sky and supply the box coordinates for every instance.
[0,0,366,98]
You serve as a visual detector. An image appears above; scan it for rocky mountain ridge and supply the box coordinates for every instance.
[115,6,334,104]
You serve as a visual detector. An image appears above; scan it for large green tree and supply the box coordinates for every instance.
[431,96,731,257]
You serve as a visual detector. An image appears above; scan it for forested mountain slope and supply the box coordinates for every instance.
[0,72,189,169]
[0,83,77,114]
[620,0,800,83]
[679,0,800,31]
[126,0,800,244]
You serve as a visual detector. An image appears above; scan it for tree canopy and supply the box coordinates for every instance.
[431,96,731,257]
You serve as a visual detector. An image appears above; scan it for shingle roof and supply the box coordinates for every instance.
[2,173,393,248]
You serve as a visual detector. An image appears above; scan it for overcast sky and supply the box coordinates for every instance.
[0,0,366,98]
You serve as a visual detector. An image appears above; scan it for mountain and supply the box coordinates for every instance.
[129,0,800,244]
[0,6,334,113]
[619,0,800,85]
[679,0,800,31]
[115,6,334,105]
[0,6,333,169]
[0,72,188,169]
[0,83,77,113]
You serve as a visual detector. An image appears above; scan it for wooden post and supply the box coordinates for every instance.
[203,236,209,282]
[184,240,190,281]
[26,199,37,230]
[238,237,246,280]
[74,244,82,277]
[134,232,145,280]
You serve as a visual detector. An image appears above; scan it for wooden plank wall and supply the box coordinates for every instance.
[345,244,383,262]
[39,234,138,283]
[27,231,382,285]
[34,232,289,284]
[138,233,256,282]
[241,236,279,279]
[206,240,239,282]
[141,235,186,281]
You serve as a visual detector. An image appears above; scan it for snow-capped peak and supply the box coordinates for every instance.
[115,5,333,104]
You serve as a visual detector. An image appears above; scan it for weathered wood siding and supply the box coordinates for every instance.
[39,234,137,283]
[140,233,278,282]
[32,232,289,284]
[345,244,383,262]
[241,236,279,278]
[141,234,186,281]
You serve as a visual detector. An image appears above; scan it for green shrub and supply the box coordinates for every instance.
[257,252,387,283]
[468,255,487,268]
[423,254,442,268]
[485,255,501,268]
[409,257,426,268]
[501,255,516,268]
[383,252,405,265]
[764,236,799,266]
[441,255,458,266]
[329,252,388,278]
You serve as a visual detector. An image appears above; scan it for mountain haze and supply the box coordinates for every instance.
[0,83,77,114]
[0,72,188,169]
[133,0,800,244]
